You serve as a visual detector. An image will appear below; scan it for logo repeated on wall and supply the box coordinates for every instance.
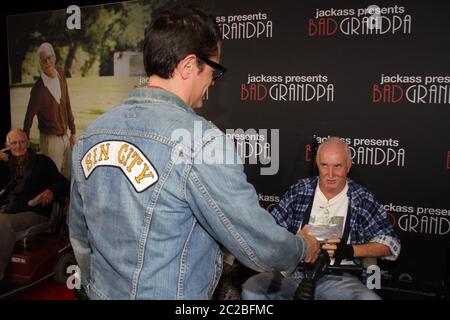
[241,74,334,102]
[372,74,450,104]
[307,136,406,167]
[226,128,279,176]
[308,5,412,37]
[258,193,280,212]
[216,12,273,40]
[385,203,450,236]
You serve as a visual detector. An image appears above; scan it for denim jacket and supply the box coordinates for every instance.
[69,88,306,299]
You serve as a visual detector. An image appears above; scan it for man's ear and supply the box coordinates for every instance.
[178,54,197,80]
[347,160,352,173]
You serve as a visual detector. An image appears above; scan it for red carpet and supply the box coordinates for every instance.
[10,279,77,300]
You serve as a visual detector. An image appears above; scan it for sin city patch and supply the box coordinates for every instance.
[81,141,159,192]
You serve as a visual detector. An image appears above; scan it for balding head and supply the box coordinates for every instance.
[6,128,27,143]
[316,137,352,164]
[316,137,352,199]
[6,128,29,157]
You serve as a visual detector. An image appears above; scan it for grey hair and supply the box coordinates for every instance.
[6,128,28,144]
[316,136,352,162]
[37,42,55,57]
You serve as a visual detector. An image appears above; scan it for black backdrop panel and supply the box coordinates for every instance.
[2,0,449,296]
[195,0,450,295]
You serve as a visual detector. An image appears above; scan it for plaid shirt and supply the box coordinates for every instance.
[271,177,401,260]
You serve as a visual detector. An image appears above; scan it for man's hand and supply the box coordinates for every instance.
[38,189,54,207]
[321,238,341,257]
[297,225,321,263]
[0,147,10,162]
[322,239,354,260]
[70,134,77,147]
[322,238,354,266]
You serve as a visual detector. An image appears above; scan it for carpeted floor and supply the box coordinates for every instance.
[7,279,77,300]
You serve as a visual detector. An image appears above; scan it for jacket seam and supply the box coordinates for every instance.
[188,170,269,271]
[177,218,197,299]
[78,129,178,148]
[207,247,223,299]
[89,282,111,300]
[130,157,177,299]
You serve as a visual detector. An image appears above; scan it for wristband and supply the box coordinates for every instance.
[334,243,354,266]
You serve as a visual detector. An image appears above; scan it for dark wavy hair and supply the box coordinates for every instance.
[143,5,221,78]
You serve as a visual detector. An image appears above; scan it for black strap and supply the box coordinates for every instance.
[341,203,352,244]
[300,200,314,230]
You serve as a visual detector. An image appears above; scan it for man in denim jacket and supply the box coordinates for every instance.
[68,5,320,300]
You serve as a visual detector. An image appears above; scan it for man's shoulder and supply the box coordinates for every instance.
[284,177,317,198]
[348,178,372,194]
[33,153,56,166]
[30,76,44,92]
[347,178,381,205]
[292,177,318,190]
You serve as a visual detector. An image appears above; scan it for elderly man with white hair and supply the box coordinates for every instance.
[0,128,69,281]
[23,42,76,179]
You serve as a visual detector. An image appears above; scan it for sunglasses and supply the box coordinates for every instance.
[197,56,227,81]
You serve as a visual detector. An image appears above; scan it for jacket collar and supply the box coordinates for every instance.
[125,87,196,115]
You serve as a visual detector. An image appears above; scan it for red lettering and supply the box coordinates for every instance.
[241,84,249,100]
[373,84,382,103]
[305,144,312,162]
[391,84,404,103]
[309,18,337,36]
[308,18,317,36]
[240,84,267,101]
[256,84,267,101]
[447,151,450,169]
[387,212,397,227]
[372,84,404,103]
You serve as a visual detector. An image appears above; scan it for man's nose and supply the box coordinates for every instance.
[328,167,334,177]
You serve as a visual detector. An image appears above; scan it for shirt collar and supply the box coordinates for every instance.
[41,69,59,84]
[316,181,349,204]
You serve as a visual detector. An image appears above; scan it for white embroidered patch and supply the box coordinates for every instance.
[81,141,159,192]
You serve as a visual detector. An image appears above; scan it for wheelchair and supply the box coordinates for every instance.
[0,197,76,299]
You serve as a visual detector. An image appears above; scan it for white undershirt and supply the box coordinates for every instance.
[41,69,61,104]
[308,182,349,241]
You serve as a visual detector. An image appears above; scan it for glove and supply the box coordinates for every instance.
[333,243,354,266]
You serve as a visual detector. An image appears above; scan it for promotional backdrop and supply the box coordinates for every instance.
[5,0,450,297]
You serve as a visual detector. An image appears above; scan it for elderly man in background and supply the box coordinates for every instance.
[0,128,69,281]
[23,42,76,179]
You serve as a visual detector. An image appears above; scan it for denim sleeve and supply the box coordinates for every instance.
[185,135,306,273]
[68,144,91,288]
